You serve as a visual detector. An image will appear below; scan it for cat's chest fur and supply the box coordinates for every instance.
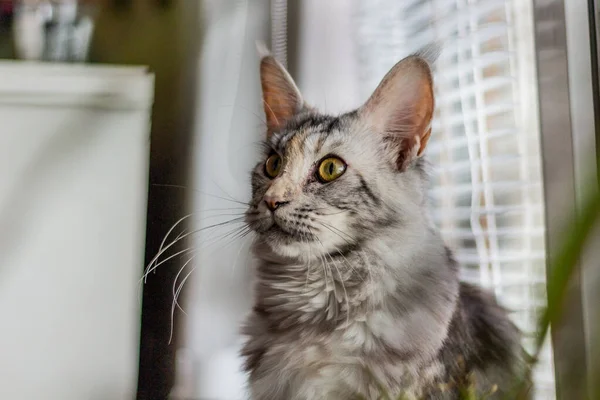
[247,317,448,400]
[242,247,460,400]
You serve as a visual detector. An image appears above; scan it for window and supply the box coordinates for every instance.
[353,0,554,398]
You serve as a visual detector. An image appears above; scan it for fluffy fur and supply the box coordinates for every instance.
[241,49,527,399]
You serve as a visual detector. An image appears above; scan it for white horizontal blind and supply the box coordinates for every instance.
[354,0,554,398]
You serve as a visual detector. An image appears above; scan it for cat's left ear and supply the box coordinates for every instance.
[358,54,435,171]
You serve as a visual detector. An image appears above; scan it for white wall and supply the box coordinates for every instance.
[295,0,361,113]
[0,63,153,400]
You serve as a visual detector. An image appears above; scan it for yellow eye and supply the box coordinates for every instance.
[317,157,346,182]
[264,154,282,178]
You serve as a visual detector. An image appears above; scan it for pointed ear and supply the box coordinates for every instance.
[259,54,305,137]
[358,54,435,170]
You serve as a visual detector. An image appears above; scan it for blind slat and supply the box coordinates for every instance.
[440,227,544,239]
[428,128,517,154]
[429,181,541,196]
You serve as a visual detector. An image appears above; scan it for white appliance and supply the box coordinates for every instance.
[0,61,153,400]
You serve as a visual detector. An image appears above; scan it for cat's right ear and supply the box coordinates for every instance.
[358,52,436,171]
[258,45,305,137]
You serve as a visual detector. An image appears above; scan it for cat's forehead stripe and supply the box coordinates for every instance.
[286,128,310,160]
[314,131,330,154]
[273,113,348,153]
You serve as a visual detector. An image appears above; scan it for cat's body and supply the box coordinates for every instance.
[242,49,527,399]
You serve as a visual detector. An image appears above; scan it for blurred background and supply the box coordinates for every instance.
[0,0,598,399]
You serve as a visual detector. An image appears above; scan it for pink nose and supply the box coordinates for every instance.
[264,196,288,211]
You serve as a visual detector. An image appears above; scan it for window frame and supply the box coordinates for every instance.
[532,0,599,398]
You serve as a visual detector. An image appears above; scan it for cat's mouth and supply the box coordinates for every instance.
[246,209,317,243]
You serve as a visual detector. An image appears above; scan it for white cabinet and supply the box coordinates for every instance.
[0,62,153,400]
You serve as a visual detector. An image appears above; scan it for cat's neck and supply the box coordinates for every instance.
[251,226,460,335]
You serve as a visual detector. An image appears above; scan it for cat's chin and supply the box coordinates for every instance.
[251,219,352,262]
[262,237,310,259]
[253,233,329,263]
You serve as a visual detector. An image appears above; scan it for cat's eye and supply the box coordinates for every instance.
[317,156,346,183]
[264,154,282,178]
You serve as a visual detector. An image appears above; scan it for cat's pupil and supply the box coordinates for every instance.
[328,162,334,174]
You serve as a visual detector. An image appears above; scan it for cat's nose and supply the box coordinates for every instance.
[264,196,289,212]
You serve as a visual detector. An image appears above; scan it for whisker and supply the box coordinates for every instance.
[152,184,251,206]
[195,224,252,254]
[166,223,257,343]
[149,210,250,279]
[169,256,197,344]
[142,247,195,283]
[204,225,252,254]
[149,221,250,280]
[316,222,364,282]
[211,180,250,208]
[199,207,248,213]
[173,228,189,243]
[318,221,355,244]
[149,213,194,279]
[144,217,247,278]
[197,212,248,220]
[171,254,196,315]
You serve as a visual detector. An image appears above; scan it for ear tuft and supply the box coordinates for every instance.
[255,41,271,59]
[413,42,442,67]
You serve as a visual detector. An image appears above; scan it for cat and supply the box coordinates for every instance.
[241,47,529,400]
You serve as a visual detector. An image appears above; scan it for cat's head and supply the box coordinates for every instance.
[246,49,436,261]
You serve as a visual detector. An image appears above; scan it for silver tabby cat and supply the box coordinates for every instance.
[241,48,528,399]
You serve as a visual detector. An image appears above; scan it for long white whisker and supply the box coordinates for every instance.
[172,228,189,243]
[148,212,249,280]
[169,256,197,344]
[316,222,364,282]
[142,247,195,283]
[152,184,251,206]
[204,226,251,256]
[166,224,255,344]
[144,217,246,277]
[149,213,194,279]
[211,180,250,209]
[153,210,248,278]
[318,221,355,244]
[172,254,197,314]
[146,222,249,281]
[199,224,250,250]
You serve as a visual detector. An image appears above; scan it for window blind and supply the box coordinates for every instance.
[353,0,554,398]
